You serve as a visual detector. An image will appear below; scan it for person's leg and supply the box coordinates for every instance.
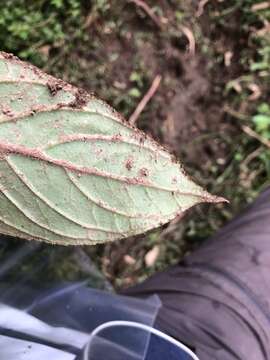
[123,187,270,360]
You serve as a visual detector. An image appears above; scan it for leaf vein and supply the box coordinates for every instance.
[66,171,140,219]
[0,179,89,240]
[1,141,211,199]
[5,157,123,235]
[44,133,169,159]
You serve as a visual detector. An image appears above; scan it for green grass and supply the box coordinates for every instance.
[0,0,89,66]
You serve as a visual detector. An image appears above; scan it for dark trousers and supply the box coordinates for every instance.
[124,188,270,359]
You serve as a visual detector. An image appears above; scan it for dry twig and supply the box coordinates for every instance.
[224,51,233,67]
[196,0,209,17]
[242,125,270,148]
[145,245,160,267]
[247,83,261,101]
[129,75,162,125]
[242,146,263,168]
[224,106,248,120]
[180,26,196,55]
[129,0,163,29]
[225,107,270,148]
[251,2,270,11]
[257,21,270,37]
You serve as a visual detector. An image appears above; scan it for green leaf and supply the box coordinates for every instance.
[252,114,270,131]
[0,52,225,245]
[257,103,270,115]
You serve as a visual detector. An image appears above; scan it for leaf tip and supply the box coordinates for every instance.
[207,194,229,204]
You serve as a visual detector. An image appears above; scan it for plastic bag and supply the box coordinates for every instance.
[0,238,198,359]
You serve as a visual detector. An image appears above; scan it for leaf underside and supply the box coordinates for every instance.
[0,52,224,245]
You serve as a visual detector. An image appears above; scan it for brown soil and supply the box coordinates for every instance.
[72,1,239,176]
